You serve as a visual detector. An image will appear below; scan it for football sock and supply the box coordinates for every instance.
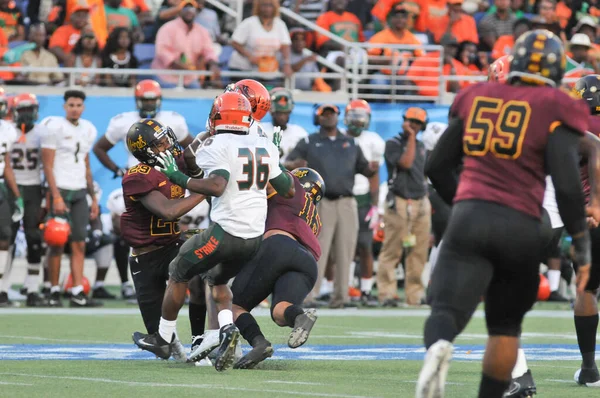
[575,314,599,368]
[320,279,333,296]
[360,278,374,294]
[71,285,84,296]
[284,304,305,328]
[114,239,130,284]
[50,285,60,294]
[158,317,176,342]
[217,309,233,328]
[547,270,561,292]
[189,302,207,338]
[25,262,41,293]
[511,348,528,378]
[0,249,14,293]
[478,373,510,398]
[235,312,264,346]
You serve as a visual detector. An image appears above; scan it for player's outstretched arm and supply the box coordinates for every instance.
[139,190,206,221]
[183,136,205,178]
[269,169,295,198]
[425,118,464,205]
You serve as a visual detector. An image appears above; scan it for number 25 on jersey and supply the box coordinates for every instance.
[464,96,532,160]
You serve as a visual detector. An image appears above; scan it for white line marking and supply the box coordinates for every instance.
[0,335,115,344]
[544,379,574,384]
[265,380,325,386]
[0,373,380,398]
[0,381,33,386]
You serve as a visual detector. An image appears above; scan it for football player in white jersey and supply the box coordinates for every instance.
[0,91,24,307]
[93,79,193,174]
[133,91,294,372]
[343,99,385,306]
[260,88,308,162]
[9,93,49,306]
[40,90,102,308]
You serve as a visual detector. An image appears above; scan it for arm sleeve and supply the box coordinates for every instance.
[196,140,231,179]
[88,123,98,144]
[425,117,464,205]
[355,144,370,176]
[267,141,283,180]
[278,20,291,45]
[547,125,588,236]
[40,121,57,149]
[122,173,156,199]
[286,136,309,161]
[231,18,250,45]
[104,115,125,145]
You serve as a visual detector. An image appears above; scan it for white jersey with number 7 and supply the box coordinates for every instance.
[195,132,282,239]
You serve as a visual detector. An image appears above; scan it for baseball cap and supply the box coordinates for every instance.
[72,4,90,12]
[315,104,340,116]
[404,107,427,123]
[181,0,198,8]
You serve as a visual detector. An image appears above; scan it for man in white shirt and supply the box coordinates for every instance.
[0,95,24,307]
[40,90,102,308]
[93,79,193,175]
[260,88,308,163]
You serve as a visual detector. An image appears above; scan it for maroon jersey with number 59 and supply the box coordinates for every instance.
[121,162,185,248]
[265,175,322,261]
[451,82,590,219]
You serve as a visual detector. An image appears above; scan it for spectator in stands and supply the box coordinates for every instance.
[491,17,530,60]
[101,27,138,87]
[486,0,530,18]
[288,28,319,90]
[456,40,486,73]
[555,0,571,30]
[406,33,470,97]
[567,33,597,72]
[121,0,153,25]
[573,16,599,52]
[229,0,293,79]
[46,0,108,49]
[315,0,365,56]
[478,0,517,52]
[346,0,374,29]
[105,0,144,42]
[66,27,101,86]
[152,0,221,88]
[49,4,89,65]
[194,0,221,41]
[428,0,478,44]
[153,0,182,38]
[282,0,326,27]
[371,0,428,33]
[0,0,24,41]
[367,3,423,90]
[20,23,64,85]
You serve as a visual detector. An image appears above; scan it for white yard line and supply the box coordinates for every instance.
[0,335,116,344]
[0,373,381,398]
[265,380,325,386]
[0,381,34,386]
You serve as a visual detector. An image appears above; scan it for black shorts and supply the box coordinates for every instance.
[357,203,372,248]
[231,234,318,312]
[50,189,89,242]
[428,184,451,246]
[573,225,600,292]
[130,241,181,334]
[169,223,262,284]
[17,185,43,263]
[427,200,544,337]
[544,227,564,260]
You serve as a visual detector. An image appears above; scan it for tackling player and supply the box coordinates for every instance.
[40,90,101,308]
[416,30,593,398]
[133,91,294,372]
[93,79,193,175]
[122,119,205,361]
[231,167,324,369]
[0,90,23,307]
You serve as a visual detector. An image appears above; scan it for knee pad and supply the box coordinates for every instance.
[93,244,113,270]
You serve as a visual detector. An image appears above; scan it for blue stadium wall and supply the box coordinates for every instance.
[33,95,451,211]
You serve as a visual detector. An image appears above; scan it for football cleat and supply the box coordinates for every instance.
[48,291,63,307]
[361,292,379,307]
[504,369,537,397]
[214,323,240,372]
[189,329,219,363]
[91,286,116,300]
[0,291,13,307]
[26,292,50,307]
[132,331,172,360]
[288,308,317,349]
[170,337,188,362]
[416,340,454,398]
[234,339,273,369]
[121,283,136,300]
[70,292,103,307]
[574,367,600,387]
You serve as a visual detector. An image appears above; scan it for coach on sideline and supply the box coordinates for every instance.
[286,104,378,308]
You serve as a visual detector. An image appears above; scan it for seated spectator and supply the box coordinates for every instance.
[491,17,530,60]
[566,33,597,73]
[573,16,600,55]
[153,0,185,38]
[428,0,478,44]
[194,0,221,42]
[151,0,221,88]
[46,0,108,48]
[121,0,153,26]
[315,0,365,56]
[371,0,428,33]
[287,28,319,90]
[478,0,517,52]
[368,3,423,83]
[346,0,374,29]
[406,33,471,97]
[48,4,89,65]
[486,0,530,19]
[105,0,144,42]
[456,40,487,73]
[20,23,64,85]
[101,27,138,87]
[66,27,101,86]
[0,0,24,41]
[229,0,293,78]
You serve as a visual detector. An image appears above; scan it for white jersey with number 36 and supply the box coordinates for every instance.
[0,120,18,178]
[195,132,282,238]
[10,123,47,186]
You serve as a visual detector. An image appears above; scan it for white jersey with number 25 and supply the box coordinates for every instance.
[195,132,282,239]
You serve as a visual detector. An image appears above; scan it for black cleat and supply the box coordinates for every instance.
[214,324,240,372]
[574,367,600,387]
[121,284,136,300]
[234,339,273,369]
[26,292,50,307]
[360,292,379,307]
[91,286,117,300]
[132,331,172,360]
[504,369,537,397]
[48,291,63,307]
[70,292,103,307]
[0,291,12,307]
[288,308,317,348]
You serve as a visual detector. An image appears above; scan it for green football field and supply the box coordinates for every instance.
[0,293,599,398]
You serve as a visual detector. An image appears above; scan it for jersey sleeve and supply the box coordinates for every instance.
[169,112,190,141]
[40,119,58,150]
[122,170,158,199]
[266,141,283,181]
[104,115,126,145]
[106,188,126,216]
[553,90,590,135]
[373,134,386,165]
[195,139,231,179]
[88,122,98,145]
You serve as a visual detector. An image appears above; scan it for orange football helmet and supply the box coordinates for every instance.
[233,79,271,121]
[135,79,162,118]
[344,99,371,136]
[13,93,39,126]
[209,92,253,134]
[44,217,71,247]
[488,55,511,84]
